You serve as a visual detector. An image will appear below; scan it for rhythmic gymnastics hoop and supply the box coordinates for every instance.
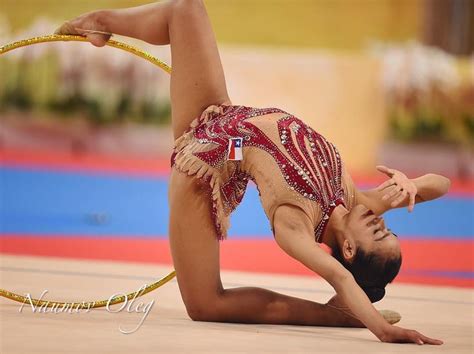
[0,35,177,309]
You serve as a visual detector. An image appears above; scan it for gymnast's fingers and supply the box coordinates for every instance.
[408,330,443,345]
[408,190,416,212]
[391,189,407,207]
[382,185,401,201]
[376,165,394,177]
[418,333,444,345]
[376,178,394,191]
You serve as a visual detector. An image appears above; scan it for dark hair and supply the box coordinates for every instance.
[331,244,402,303]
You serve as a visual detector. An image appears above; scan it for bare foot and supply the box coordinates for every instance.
[55,11,111,47]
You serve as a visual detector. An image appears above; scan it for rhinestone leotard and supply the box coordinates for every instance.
[171,104,351,241]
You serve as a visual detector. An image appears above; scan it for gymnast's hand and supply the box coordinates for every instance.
[380,325,443,345]
[54,11,112,47]
[375,165,418,212]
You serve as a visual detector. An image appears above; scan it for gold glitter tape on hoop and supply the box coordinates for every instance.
[0,34,176,308]
[0,271,177,309]
[0,34,171,74]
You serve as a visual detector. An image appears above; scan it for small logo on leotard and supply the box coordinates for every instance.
[228,138,243,161]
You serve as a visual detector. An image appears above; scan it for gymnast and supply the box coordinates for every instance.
[56,0,449,344]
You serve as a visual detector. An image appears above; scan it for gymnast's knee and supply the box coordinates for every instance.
[185,300,220,322]
[184,291,225,322]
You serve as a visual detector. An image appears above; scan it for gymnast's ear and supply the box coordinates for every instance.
[342,239,356,262]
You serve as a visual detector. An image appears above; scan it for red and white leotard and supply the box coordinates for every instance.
[171,104,355,241]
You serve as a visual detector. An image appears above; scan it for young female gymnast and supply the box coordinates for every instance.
[56,0,449,345]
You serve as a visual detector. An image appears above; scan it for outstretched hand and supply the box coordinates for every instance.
[380,326,443,345]
[376,165,417,212]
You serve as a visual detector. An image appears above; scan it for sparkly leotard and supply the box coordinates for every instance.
[171,104,355,241]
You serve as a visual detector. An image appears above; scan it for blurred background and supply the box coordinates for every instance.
[0,0,473,288]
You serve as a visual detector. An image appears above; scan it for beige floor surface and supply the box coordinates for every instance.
[0,254,472,354]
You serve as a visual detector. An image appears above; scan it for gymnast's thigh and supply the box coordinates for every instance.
[168,168,223,305]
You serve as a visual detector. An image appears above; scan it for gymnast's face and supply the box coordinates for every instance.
[343,204,400,261]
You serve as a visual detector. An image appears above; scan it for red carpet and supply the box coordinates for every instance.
[1,235,472,288]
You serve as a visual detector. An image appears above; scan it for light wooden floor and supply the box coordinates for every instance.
[0,254,472,353]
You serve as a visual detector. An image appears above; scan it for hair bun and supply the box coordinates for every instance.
[363,287,386,303]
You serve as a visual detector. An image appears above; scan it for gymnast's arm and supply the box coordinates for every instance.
[272,205,443,345]
[358,166,451,215]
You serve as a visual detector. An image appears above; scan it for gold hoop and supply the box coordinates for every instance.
[0,34,171,74]
[0,34,176,308]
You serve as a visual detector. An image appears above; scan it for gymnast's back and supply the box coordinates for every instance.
[171,104,355,240]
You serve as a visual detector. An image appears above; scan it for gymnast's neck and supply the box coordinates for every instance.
[320,205,348,250]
